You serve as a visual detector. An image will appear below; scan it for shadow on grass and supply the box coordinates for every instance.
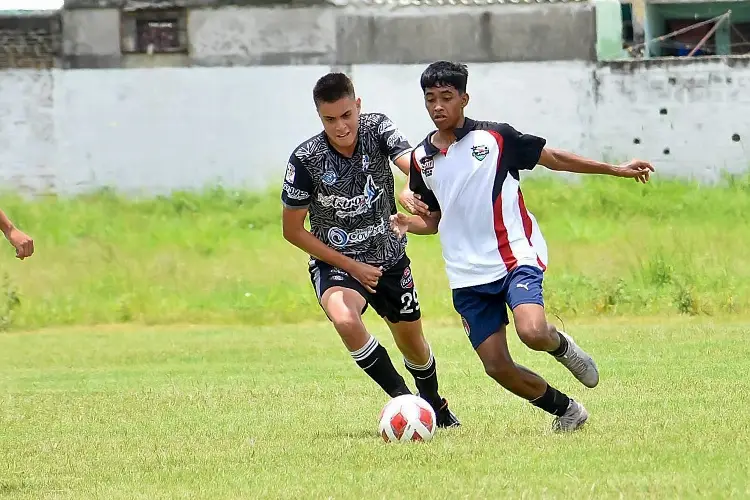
[308,428,376,441]
[0,480,30,495]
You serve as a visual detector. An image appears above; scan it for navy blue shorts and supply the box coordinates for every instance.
[452,265,545,349]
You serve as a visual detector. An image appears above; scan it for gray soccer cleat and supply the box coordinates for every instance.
[552,399,589,432]
[553,331,599,388]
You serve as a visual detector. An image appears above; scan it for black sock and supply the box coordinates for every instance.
[404,347,441,410]
[530,384,570,416]
[351,336,411,397]
[549,331,568,357]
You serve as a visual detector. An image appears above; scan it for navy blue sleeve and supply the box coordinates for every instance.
[281,154,313,208]
[408,152,440,212]
[496,123,547,171]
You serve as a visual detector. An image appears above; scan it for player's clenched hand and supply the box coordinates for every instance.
[348,261,383,294]
[5,228,34,260]
[389,213,409,239]
[618,159,655,184]
[398,187,430,216]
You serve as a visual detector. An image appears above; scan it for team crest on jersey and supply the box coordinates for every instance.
[285,162,295,183]
[461,316,471,336]
[471,145,489,161]
[322,168,337,186]
[400,267,414,289]
[362,154,370,172]
[420,157,434,177]
[363,175,382,208]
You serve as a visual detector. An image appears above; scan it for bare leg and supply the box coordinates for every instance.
[511,303,562,352]
[386,318,431,365]
[512,303,599,388]
[321,287,409,397]
[474,324,548,400]
[474,324,588,431]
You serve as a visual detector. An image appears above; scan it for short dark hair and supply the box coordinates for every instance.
[420,61,469,94]
[313,73,355,107]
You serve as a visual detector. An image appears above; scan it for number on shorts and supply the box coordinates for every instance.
[399,289,420,314]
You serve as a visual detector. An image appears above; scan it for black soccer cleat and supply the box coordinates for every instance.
[435,398,461,428]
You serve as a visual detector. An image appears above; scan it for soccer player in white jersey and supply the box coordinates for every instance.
[0,207,34,260]
[282,73,459,428]
[390,61,654,432]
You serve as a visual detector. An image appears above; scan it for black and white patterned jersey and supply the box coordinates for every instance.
[281,112,412,269]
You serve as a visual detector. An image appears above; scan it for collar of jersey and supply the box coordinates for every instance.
[421,117,477,157]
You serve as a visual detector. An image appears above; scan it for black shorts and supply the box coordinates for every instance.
[309,254,421,323]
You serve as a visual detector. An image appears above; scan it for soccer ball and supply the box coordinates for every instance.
[378,394,436,443]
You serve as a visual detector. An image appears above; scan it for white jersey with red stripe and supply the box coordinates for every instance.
[409,118,548,290]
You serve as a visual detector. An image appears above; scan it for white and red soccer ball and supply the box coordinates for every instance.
[378,394,436,443]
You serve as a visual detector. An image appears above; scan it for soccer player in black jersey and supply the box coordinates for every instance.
[281,72,459,428]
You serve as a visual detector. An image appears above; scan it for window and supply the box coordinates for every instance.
[731,22,750,55]
[121,9,187,54]
[622,4,635,48]
[661,19,716,57]
[136,18,180,53]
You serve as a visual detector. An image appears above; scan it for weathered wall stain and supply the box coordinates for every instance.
[0,58,748,195]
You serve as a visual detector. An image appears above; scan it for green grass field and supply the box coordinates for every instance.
[2,320,750,499]
[2,175,750,498]
[1,174,750,330]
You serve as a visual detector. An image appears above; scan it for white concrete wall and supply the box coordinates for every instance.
[1,59,749,195]
[187,7,337,65]
[0,71,57,193]
[593,61,750,179]
[352,62,595,159]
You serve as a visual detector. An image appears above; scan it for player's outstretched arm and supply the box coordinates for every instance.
[282,207,358,271]
[0,208,34,260]
[389,212,441,238]
[282,207,383,293]
[538,148,655,184]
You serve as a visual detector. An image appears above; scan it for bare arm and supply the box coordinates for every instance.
[282,206,358,271]
[393,152,411,177]
[538,148,654,182]
[281,155,358,270]
[0,208,14,236]
[390,211,441,237]
[282,206,383,293]
[0,207,34,259]
[539,148,620,175]
[407,212,440,235]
